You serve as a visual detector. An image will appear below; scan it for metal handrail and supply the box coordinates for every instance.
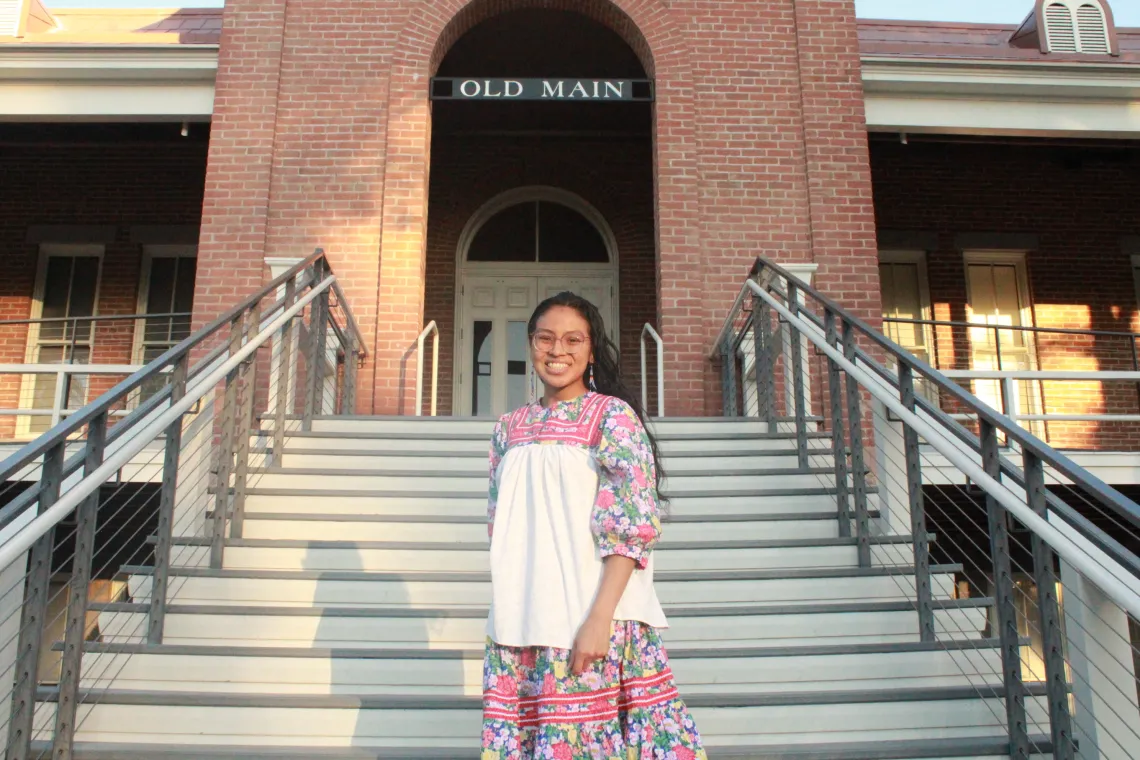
[415,320,439,417]
[0,276,333,572]
[749,276,1140,617]
[0,312,192,326]
[721,258,1140,757]
[742,257,1140,535]
[639,323,664,418]
[0,250,365,490]
[883,316,1140,340]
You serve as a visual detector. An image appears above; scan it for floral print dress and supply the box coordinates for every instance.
[482,392,706,760]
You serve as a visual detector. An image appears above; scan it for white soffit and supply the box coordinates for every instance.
[862,57,1140,138]
[0,46,217,120]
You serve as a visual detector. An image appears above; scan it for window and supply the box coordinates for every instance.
[879,251,934,364]
[21,245,103,434]
[879,251,938,404]
[1042,1,1111,53]
[963,251,1044,436]
[134,245,197,399]
[467,201,608,264]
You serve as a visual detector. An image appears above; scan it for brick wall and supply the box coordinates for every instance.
[0,133,208,437]
[870,137,1140,450]
[196,0,879,416]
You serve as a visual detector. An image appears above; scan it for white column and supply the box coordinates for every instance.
[1056,551,1140,759]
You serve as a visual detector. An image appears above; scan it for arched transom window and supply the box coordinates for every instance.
[466,200,609,264]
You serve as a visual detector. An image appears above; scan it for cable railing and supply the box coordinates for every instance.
[0,249,364,758]
[883,317,1140,451]
[717,257,1140,759]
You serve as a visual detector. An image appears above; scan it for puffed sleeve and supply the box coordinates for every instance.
[591,399,661,569]
[487,417,509,540]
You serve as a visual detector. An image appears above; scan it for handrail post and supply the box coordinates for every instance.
[431,328,439,417]
[52,367,68,428]
[211,312,245,569]
[52,412,107,758]
[980,419,1030,759]
[899,363,934,642]
[721,339,738,417]
[230,302,261,540]
[272,276,298,464]
[842,321,871,567]
[787,282,809,469]
[1023,449,1074,760]
[825,309,851,538]
[753,302,773,425]
[8,441,64,760]
[149,354,188,644]
[343,335,358,415]
[304,260,330,429]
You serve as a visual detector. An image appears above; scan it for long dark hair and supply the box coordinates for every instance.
[528,291,667,502]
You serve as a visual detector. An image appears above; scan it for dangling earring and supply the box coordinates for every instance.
[587,363,598,392]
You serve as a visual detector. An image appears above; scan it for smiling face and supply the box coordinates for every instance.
[531,304,594,403]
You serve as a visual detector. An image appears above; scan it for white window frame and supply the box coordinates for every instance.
[18,243,105,438]
[962,250,1043,436]
[879,250,936,360]
[131,244,198,366]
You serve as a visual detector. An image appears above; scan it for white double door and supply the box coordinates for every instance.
[456,274,615,416]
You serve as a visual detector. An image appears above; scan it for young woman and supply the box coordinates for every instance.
[481,292,706,760]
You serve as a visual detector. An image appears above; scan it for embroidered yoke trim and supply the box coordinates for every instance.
[504,393,610,449]
[482,669,680,727]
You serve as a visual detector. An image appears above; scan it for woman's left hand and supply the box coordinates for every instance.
[570,614,612,675]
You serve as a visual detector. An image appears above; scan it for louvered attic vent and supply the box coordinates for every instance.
[0,0,24,37]
[1010,0,1118,55]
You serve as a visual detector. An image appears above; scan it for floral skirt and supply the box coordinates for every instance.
[481,621,707,760]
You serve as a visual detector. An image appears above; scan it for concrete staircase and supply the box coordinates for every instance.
[36,416,1052,758]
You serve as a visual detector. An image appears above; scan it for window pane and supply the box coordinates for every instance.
[881,263,924,351]
[145,258,177,343]
[171,258,197,341]
[468,203,536,262]
[472,321,493,416]
[39,258,73,341]
[537,202,608,263]
[69,257,99,319]
[139,346,170,401]
[507,321,529,410]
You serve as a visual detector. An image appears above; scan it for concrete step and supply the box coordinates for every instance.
[92,600,990,650]
[243,467,846,493]
[240,489,866,517]
[164,536,919,573]
[32,687,1049,749]
[253,448,835,473]
[123,564,960,610]
[31,738,1055,760]
[71,640,1005,696]
[235,511,854,542]
[257,430,832,456]
[298,416,785,437]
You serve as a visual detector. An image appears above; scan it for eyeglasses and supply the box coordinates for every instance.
[531,331,589,354]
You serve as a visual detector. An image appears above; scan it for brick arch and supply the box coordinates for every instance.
[374,0,704,416]
[429,0,656,77]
